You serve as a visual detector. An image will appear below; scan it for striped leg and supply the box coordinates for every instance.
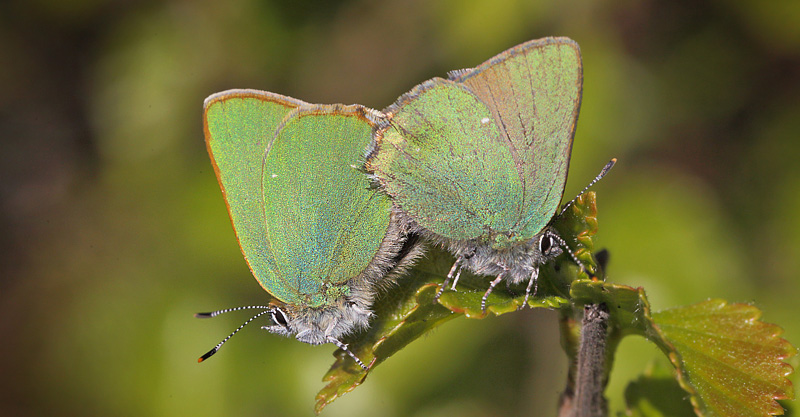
[434,256,463,303]
[327,336,367,371]
[481,272,506,312]
[520,267,539,310]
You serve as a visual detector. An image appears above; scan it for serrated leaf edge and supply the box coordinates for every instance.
[648,300,797,417]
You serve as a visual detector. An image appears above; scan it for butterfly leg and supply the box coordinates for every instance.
[434,256,463,303]
[327,336,367,371]
[520,267,540,310]
[481,272,507,313]
[450,266,464,290]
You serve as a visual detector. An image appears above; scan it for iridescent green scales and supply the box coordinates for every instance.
[367,37,587,310]
[202,90,419,368]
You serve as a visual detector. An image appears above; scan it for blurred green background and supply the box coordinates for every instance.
[2,0,798,416]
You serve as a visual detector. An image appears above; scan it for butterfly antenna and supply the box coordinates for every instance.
[559,158,616,217]
[197,308,272,363]
[194,305,272,318]
[327,336,368,371]
[549,231,587,276]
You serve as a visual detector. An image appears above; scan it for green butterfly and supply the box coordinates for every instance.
[199,90,421,369]
[367,37,613,311]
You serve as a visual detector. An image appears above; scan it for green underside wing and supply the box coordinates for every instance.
[368,37,582,243]
[204,90,392,308]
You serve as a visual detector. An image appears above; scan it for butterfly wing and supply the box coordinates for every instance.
[261,105,392,308]
[204,89,305,303]
[369,78,524,241]
[204,90,391,307]
[369,37,582,241]
[454,37,582,237]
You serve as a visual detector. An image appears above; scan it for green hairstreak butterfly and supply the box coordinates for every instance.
[198,89,421,369]
[366,37,614,311]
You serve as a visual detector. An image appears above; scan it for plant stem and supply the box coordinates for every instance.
[576,303,609,416]
[558,303,609,417]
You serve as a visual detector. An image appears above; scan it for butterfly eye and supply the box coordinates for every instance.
[271,308,289,327]
[539,234,555,254]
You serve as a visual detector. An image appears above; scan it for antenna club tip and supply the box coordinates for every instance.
[198,349,217,363]
[195,312,213,318]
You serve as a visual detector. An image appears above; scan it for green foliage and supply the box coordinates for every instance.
[6,2,800,416]
[575,279,796,416]
[318,192,797,415]
[315,192,599,412]
[652,301,797,416]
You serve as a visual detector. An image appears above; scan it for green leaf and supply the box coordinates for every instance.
[651,300,797,417]
[571,279,797,416]
[552,190,600,278]
[314,193,600,413]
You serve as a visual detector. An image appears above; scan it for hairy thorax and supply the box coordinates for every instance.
[271,298,372,345]
[446,226,563,286]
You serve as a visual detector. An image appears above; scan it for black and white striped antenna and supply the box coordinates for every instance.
[559,158,616,217]
[195,305,271,362]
